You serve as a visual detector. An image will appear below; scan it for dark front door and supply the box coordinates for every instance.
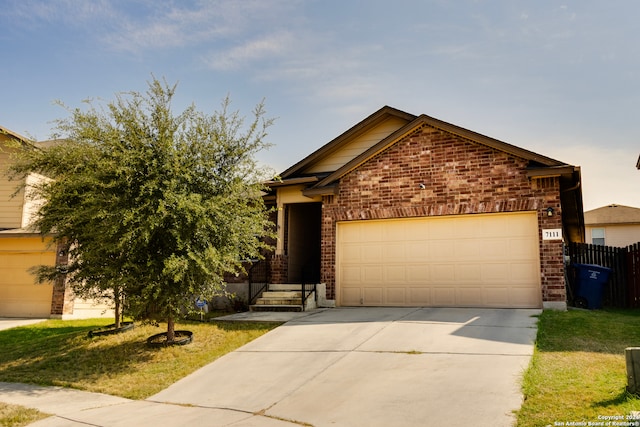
[287,203,321,283]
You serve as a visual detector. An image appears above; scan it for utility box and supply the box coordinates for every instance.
[573,263,612,309]
[626,347,640,395]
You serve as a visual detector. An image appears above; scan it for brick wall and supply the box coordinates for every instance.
[269,254,288,284]
[50,242,74,316]
[321,125,565,304]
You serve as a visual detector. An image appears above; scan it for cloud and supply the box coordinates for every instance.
[204,31,295,71]
[266,43,388,106]
[200,20,387,107]
[5,0,302,54]
[102,2,239,52]
[101,0,303,53]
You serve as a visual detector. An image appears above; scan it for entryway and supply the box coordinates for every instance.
[286,202,321,283]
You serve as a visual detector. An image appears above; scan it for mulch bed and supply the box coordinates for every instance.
[146,330,193,347]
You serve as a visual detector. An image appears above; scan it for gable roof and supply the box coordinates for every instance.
[269,106,585,242]
[585,204,640,225]
[279,106,417,179]
[312,112,569,191]
[0,127,64,153]
[0,125,33,145]
[277,106,569,187]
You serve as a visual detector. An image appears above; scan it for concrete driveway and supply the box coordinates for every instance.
[153,307,539,427]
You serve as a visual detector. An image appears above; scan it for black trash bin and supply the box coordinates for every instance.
[572,263,612,309]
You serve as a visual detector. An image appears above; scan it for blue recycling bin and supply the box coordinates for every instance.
[573,263,612,309]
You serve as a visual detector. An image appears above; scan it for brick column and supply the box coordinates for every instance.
[538,189,566,309]
[320,212,336,300]
[50,242,74,317]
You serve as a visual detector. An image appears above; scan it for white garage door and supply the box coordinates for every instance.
[337,212,542,308]
[0,238,55,317]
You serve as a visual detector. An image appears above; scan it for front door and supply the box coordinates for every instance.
[287,203,322,283]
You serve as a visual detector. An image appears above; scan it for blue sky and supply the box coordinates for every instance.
[1,0,638,211]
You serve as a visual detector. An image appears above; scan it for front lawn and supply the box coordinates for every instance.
[0,318,278,400]
[517,309,640,426]
[0,402,49,427]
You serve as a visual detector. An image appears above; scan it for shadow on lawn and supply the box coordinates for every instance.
[0,324,155,385]
[592,389,638,408]
[0,319,279,388]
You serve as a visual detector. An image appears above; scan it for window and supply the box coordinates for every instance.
[591,228,605,246]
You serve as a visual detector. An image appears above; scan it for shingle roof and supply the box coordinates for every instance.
[0,125,32,144]
[585,204,640,225]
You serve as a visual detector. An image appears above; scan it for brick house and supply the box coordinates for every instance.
[264,106,584,310]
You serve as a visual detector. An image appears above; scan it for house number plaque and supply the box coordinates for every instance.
[542,229,562,240]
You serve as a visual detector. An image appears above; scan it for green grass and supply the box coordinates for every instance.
[517,309,640,427]
[0,402,49,427]
[0,317,279,400]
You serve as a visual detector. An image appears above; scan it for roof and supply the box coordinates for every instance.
[1,127,66,154]
[277,106,568,184]
[0,228,50,238]
[33,139,65,149]
[268,105,585,242]
[0,125,33,145]
[584,204,640,225]
[278,106,417,179]
[313,112,567,190]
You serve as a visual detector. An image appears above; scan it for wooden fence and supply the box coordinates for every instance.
[628,242,640,308]
[568,242,640,309]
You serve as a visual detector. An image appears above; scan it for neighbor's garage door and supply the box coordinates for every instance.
[0,237,55,317]
[337,212,541,308]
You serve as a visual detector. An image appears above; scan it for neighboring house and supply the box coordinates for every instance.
[0,126,113,319]
[584,204,640,247]
[265,106,584,310]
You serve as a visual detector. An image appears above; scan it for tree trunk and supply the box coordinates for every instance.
[167,316,175,342]
[114,291,121,329]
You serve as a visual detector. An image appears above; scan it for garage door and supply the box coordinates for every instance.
[0,237,55,317]
[337,212,541,308]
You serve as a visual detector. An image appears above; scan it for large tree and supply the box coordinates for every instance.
[11,78,275,341]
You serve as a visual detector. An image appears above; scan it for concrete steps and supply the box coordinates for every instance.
[250,304,304,312]
[250,284,317,312]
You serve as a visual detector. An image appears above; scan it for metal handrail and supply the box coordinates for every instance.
[300,264,319,311]
[301,282,317,311]
[248,259,269,305]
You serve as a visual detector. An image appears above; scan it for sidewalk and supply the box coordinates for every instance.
[0,382,299,426]
[0,318,47,331]
[213,308,328,322]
